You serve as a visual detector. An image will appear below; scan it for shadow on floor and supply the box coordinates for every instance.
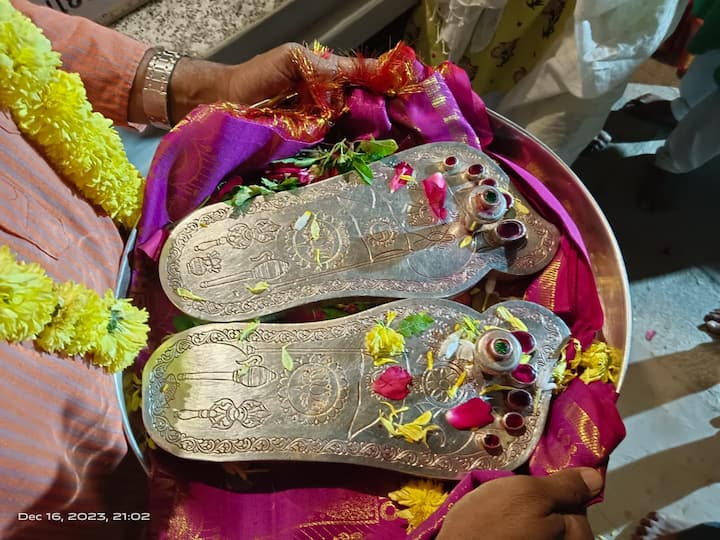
[601,430,720,539]
[572,111,720,281]
[617,340,720,418]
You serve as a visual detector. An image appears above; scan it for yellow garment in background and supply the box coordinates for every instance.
[409,0,575,96]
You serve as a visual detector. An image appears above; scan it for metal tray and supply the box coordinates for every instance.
[115,109,631,474]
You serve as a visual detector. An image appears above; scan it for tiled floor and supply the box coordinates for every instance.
[118,79,720,539]
[573,83,720,538]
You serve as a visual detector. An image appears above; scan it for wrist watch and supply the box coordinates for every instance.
[142,48,183,130]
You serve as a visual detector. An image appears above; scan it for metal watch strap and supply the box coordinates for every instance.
[142,49,183,130]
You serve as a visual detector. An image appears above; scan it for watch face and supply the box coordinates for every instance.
[29,0,154,25]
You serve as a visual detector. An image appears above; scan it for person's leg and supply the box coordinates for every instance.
[677,522,720,540]
[704,309,720,336]
[655,87,720,173]
[633,512,720,540]
[674,49,720,117]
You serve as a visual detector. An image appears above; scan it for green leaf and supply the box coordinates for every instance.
[352,158,374,185]
[176,287,205,301]
[320,306,349,319]
[260,177,279,189]
[278,176,301,189]
[275,156,321,167]
[357,138,398,159]
[238,320,260,341]
[229,186,253,209]
[281,346,294,371]
[396,312,434,337]
[172,315,204,332]
[250,184,275,196]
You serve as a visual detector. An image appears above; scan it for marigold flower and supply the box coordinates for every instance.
[0,245,55,342]
[365,318,406,360]
[389,479,448,532]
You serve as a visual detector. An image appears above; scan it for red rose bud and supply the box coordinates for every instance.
[372,366,412,400]
[446,398,494,430]
[390,162,414,193]
[422,172,448,221]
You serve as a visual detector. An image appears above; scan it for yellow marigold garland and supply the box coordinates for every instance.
[0,0,144,228]
[0,246,149,372]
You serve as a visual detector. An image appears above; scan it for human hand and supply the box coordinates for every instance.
[221,42,360,108]
[436,468,603,540]
[130,42,365,126]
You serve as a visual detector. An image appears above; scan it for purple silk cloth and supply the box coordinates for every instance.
[137,109,315,247]
[133,50,624,539]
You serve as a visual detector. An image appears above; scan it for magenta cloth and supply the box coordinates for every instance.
[148,465,409,539]
[131,44,624,539]
[137,107,318,247]
[529,379,626,478]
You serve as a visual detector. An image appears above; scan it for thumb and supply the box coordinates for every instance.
[534,468,603,512]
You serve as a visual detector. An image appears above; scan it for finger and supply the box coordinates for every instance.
[303,48,378,79]
[533,468,603,512]
[563,514,594,540]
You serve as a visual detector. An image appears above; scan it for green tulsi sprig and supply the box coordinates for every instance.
[277,138,398,185]
[396,312,434,337]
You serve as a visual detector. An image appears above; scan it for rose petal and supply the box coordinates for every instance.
[445,398,494,430]
[422,172,447,221]
[390,162,414,193]
[645,329,657,341]
[373,366,412,400]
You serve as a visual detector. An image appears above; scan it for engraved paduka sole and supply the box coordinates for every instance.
[142,299,570,479]
[159,142,560,322]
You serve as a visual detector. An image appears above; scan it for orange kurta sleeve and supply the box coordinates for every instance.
[12,0,149,124]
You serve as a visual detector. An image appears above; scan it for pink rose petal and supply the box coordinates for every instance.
[645,329,657,341]
[445,398,494,430]
[422,172,448,221]
[372,366,412,400]
[390,162,414,193]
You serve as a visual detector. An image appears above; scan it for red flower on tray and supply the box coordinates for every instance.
[389,162,415,192]
[373,366,413,400]
[445,397,494,430]
[422,172,448,221]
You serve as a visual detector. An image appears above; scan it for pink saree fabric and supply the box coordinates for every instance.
[132,44,624,538]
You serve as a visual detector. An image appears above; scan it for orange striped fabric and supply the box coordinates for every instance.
[12,0,148,124]
[2,3,149,539]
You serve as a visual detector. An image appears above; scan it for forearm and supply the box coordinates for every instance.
[127,51,232,125]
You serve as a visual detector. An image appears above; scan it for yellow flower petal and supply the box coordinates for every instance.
[176,287,205,301]
[447,370,467,398]
[245,281,269,294]
[496,306,527,331]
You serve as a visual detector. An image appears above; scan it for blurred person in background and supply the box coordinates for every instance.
[408,0,688,164]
